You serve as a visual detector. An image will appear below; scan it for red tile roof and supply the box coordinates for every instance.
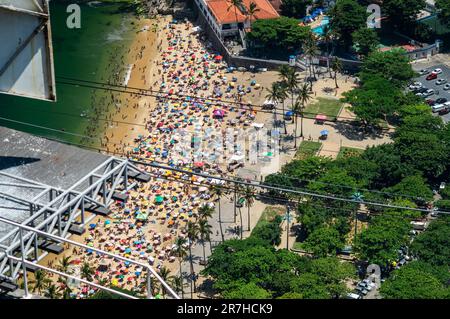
[207,0,279,25]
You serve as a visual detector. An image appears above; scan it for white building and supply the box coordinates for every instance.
[194,0,280,39]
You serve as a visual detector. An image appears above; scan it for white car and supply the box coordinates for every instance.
[444,83,450,91]
[417,89,434,97]
[436,79,447,85]
[409,82,423,90]
[432,68,443,75]
[419,69,430,76]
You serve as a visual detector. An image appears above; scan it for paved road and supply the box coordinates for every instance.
[411,62,450,123]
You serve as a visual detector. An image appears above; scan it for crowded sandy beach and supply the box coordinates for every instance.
[34,14,283,299]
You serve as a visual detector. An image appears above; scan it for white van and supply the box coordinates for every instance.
[432,103,446,113]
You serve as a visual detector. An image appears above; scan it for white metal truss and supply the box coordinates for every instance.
[0,216,179,299]
[0,157,181,299]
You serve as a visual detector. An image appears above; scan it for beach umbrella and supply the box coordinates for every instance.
[155,195,164,203]
[320,130,329,136]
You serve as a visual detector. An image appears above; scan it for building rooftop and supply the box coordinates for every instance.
[207,0,279,25]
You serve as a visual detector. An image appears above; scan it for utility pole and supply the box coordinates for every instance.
[284,206,292,250]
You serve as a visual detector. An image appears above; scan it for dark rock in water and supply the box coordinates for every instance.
[144,0,182,15]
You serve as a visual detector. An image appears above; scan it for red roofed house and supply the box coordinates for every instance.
[194,0,279,38]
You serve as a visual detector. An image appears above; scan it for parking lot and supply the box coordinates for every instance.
[411,63,450,123]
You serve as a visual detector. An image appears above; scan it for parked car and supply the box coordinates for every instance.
[432,68,443,75]
[432,103,446,113]
[411,221,427,230]
[415,87,428,93]
[438,107,450,115]
[419,69,430,76]
[355,286,369,295]
[436,98,448,104]
[426,73,438,81]
[420,89,435,97]
[346,292,362,299]
[444,84,450,91]
[409,82,423,90]
[426,99,436,106]
[436,79,447,85]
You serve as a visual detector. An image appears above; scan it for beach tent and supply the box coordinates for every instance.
[251,122,264,129]
[155,195,164,204]
[213,109,225,118]
[136,212,149,221]
[262,99,277,109]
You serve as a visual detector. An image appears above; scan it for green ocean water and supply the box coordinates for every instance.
[0,0,139,145]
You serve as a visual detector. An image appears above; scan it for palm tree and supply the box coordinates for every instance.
[80,262,94,282]
[243,185,255,231]
[227,0,244,36]
[61,283,73,299]
[197,204,214,222]
[44,283,61,299]
[186,221,200,297]
[169,274,184,298]
[147,274,160,297]
[57,255,72,274]
[174,237,188,299]
[279,66,300,131]
[321,24,334,78]
[198,219,213,264]
[246,2,260,24]
[158,266,171,298]
[331,58,342,89]
[212,185,225,242]
[29,269,51,294]
[238,206,244,239]
[297,83,313,140]
[304,32,319,84]
[278,82,289,134]
[265,82,282,122]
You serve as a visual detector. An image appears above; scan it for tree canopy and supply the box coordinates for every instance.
[280,0,312,19]
[382,0,427,29]
[329,0,367,46]
[380,261,449,299]
[352,27,380,57]
[359,49,416,88]
[246,17,311,50]
[354,212,411,267]
[436,0,450,28]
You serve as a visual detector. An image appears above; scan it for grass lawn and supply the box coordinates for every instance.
[304,97,343,121]
[337,146,365,160]
[295,141,322,160]
[292,241,307,251]
[252,206,285,234]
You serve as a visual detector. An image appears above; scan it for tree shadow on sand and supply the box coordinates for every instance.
[330,120,393,141]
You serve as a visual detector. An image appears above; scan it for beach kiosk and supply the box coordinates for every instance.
[315,114,327,124]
